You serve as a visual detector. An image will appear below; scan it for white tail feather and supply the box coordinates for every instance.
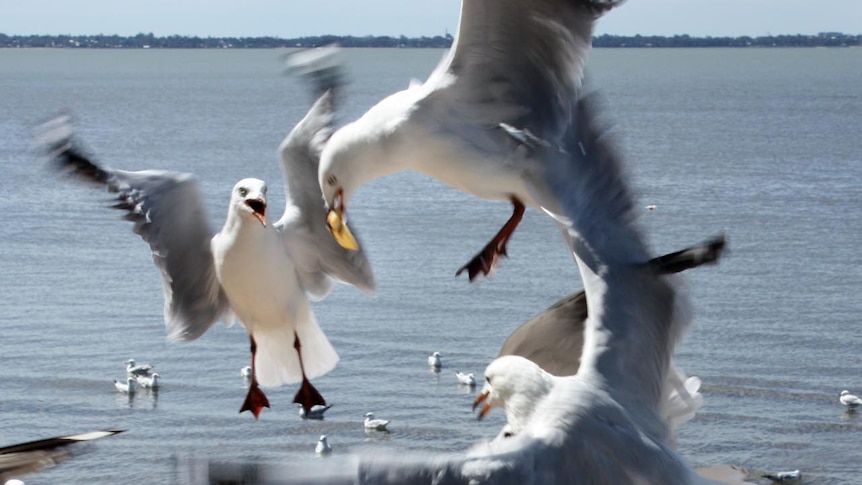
[252,308,339,387]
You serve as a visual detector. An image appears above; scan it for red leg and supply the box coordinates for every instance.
[291,332,327,413]
[239,335,271,420]
[456,197,525,282]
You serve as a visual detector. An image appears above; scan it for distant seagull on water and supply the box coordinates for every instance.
[839,390,862,409]
[455,371,476,387]
[299,403,333,420]
[364,412,390,431]
[762,469,801,482]
[125,359,153,377]
[113,377,136,395]
[428,352,442,370]
[136,373,160,390]
[315,435,332,455]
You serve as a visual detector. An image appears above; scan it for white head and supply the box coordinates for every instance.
[319,90,417,250]
[364,412,374,419]
[229,178,268,227]
[473,355,556,434]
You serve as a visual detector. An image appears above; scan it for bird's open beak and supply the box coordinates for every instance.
[326,189,359,250]
[473,391,492,420]
[246,198,267,227]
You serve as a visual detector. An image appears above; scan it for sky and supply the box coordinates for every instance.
[1,0,860,38]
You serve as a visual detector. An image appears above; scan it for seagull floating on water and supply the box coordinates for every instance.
[315,435,332,455]
[762,469,801,482]
[427,352,442,370]
[125,359,153,377]
[839,390,862,409]
[363,412,390,432]
[455,372,476,387]
[299,403,333,420]
[240,366,252,379]
[136,373,160,390]
[318,0,623,283]
[113,376,137,395]
[38,92,375,420]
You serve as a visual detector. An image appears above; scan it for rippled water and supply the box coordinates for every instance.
[1,47,861,484]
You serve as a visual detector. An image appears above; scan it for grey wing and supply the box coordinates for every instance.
[40,116,233,341]
[496,236,726,377]
[415,0,624,146]
[275,91,376,298]
[0,430,123,481]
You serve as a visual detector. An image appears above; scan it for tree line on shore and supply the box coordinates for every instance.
[1,32,859,49]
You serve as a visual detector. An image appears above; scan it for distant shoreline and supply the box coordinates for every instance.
[1,32,860,49]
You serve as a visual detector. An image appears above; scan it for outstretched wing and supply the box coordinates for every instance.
[0,430,123,481]
[275,92,376,299]
[497,235,726,377]
[38,115,233,341]
[415,0,624,150]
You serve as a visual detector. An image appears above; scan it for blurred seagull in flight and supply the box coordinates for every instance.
[495,235,725,377]
[474,355,704,443]
[318,0,625,282]
[37,91,374,419]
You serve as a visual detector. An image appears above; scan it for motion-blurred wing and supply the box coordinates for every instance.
[275,92,376,299]
[39,115,233,341]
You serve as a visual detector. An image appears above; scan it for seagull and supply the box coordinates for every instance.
[318,0,624,282]
[136,373,160,390]
[428,352,442,369]
[125,359,153,377]
[363,412,390,431]
[762,469,801,482]
[195,90,722,485]
[455,371,476,387]
[299,403,333,420]
[0,430,123,482]
[240,366,252,379]
[315,435,332,455]
[496,235,726,377]
[645,204,657,211]
[474,355,703,443]
[38,91,375,419]
[839,390,862,409]
[113,376,137,395]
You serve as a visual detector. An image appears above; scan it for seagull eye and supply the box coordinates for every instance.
[485,376,491,384]
[327,174,338,186]
[238,188,248,197]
